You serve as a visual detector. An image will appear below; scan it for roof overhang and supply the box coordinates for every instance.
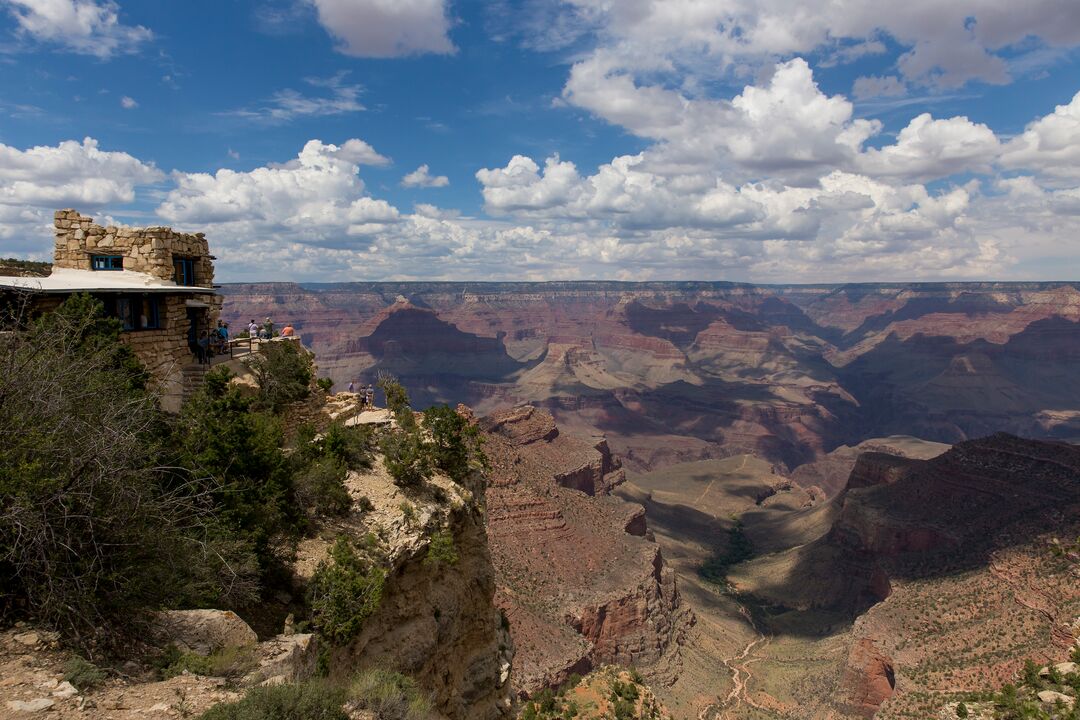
[0,268,217,295]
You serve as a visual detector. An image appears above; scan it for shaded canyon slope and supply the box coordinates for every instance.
[728,433,1080,718]
[222,281,1080,471]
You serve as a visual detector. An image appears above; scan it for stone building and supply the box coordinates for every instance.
[0,209,222,411]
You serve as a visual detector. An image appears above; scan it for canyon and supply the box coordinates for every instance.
[217,282,1080,718]
[222,281,1080,472]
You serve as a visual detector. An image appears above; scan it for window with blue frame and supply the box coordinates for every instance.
[110,295,161,331]
[91,255,123,271]
[174,257,196,286]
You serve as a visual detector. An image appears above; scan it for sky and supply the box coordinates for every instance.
[1,1,1080,283]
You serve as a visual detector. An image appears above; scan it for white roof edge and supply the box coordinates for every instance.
[0,267,216,294]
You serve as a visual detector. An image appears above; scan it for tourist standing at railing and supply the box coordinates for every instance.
[262,317,274,339]
[248,319,259,338]
[348,381,355,394]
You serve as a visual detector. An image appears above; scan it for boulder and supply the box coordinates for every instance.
[1037,690,1075,708]
[243,634,319,686]
[6,698,55,713]
[154,609,257,655]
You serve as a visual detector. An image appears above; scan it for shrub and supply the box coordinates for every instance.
[249,341,313,411]
[64,656,107,690]
[308,537,386,646]
[162,645,257,680]
[348,668,434,720]
[294,458,351,517]
[0,294,254,653]
[173,368,298,579]
[955,702,968,718]
[198,679,347,720]
[316,377,334,392]
[421,406,486,484]
[377,375,411,418]
[320,423,374,471]
[381,429,432,488]
[424,530,458,566]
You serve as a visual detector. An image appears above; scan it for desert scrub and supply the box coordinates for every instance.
[424,529,459,566]
[159,644,258,680]
[294,457,351,517]
[198,679,347,720]
[308,536,386,645]
[248,340,313,412]
[348,668,435,720]
[63,656,107,690]
[699,518,754,586]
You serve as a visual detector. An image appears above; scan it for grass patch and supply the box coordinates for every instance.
[198,679,347,720]
[160,645,258,680]
[63,656,107,690]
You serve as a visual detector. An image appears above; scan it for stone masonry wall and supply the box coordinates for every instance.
[51,209,221,412]
[53,209,216,286]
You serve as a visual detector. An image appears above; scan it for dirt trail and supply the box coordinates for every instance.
[694,456,749,507]
[700,598,769,720]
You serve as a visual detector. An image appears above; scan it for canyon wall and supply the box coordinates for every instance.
[221,281,1080,471]
[479,406,686,694]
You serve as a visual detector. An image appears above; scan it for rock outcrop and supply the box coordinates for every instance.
[290,444,514,720]
[480,406,685,695]
[837,638,896,719]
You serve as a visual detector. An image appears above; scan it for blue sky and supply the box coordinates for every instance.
[2,0,1080,282]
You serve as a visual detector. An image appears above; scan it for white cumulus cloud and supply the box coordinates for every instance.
[308,0,454,58]
[3,0,152,57]
[401,164,449,188]
[1000,90,1080,181]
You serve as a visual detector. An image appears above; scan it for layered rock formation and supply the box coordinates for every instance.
[479,406,685,695]
[731,433,1080,719]
[221,281,1080,471]
[293,444,514,720]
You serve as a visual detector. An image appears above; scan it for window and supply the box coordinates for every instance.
[91,255,123,271]
[109,295,161,331]
[174,257,196,286]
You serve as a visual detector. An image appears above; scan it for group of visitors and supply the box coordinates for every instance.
[347,381,375,407]
[193,320,231,364]
[246,317,296,340]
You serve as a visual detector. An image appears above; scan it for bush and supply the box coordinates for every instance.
[294,458,351,517]
[421,406,486,484]
[0,294,254,653]
[249,341,313,411]
[198,679,347,720]
[172,368,298,579]
[348,668,434,720]
[320,423,374,471]
[308,537,386,646]
[424,530,458,566]
[161,645,257,680]
[316,377,334,393]
[64,656,107,690]
[381,429,433,488]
